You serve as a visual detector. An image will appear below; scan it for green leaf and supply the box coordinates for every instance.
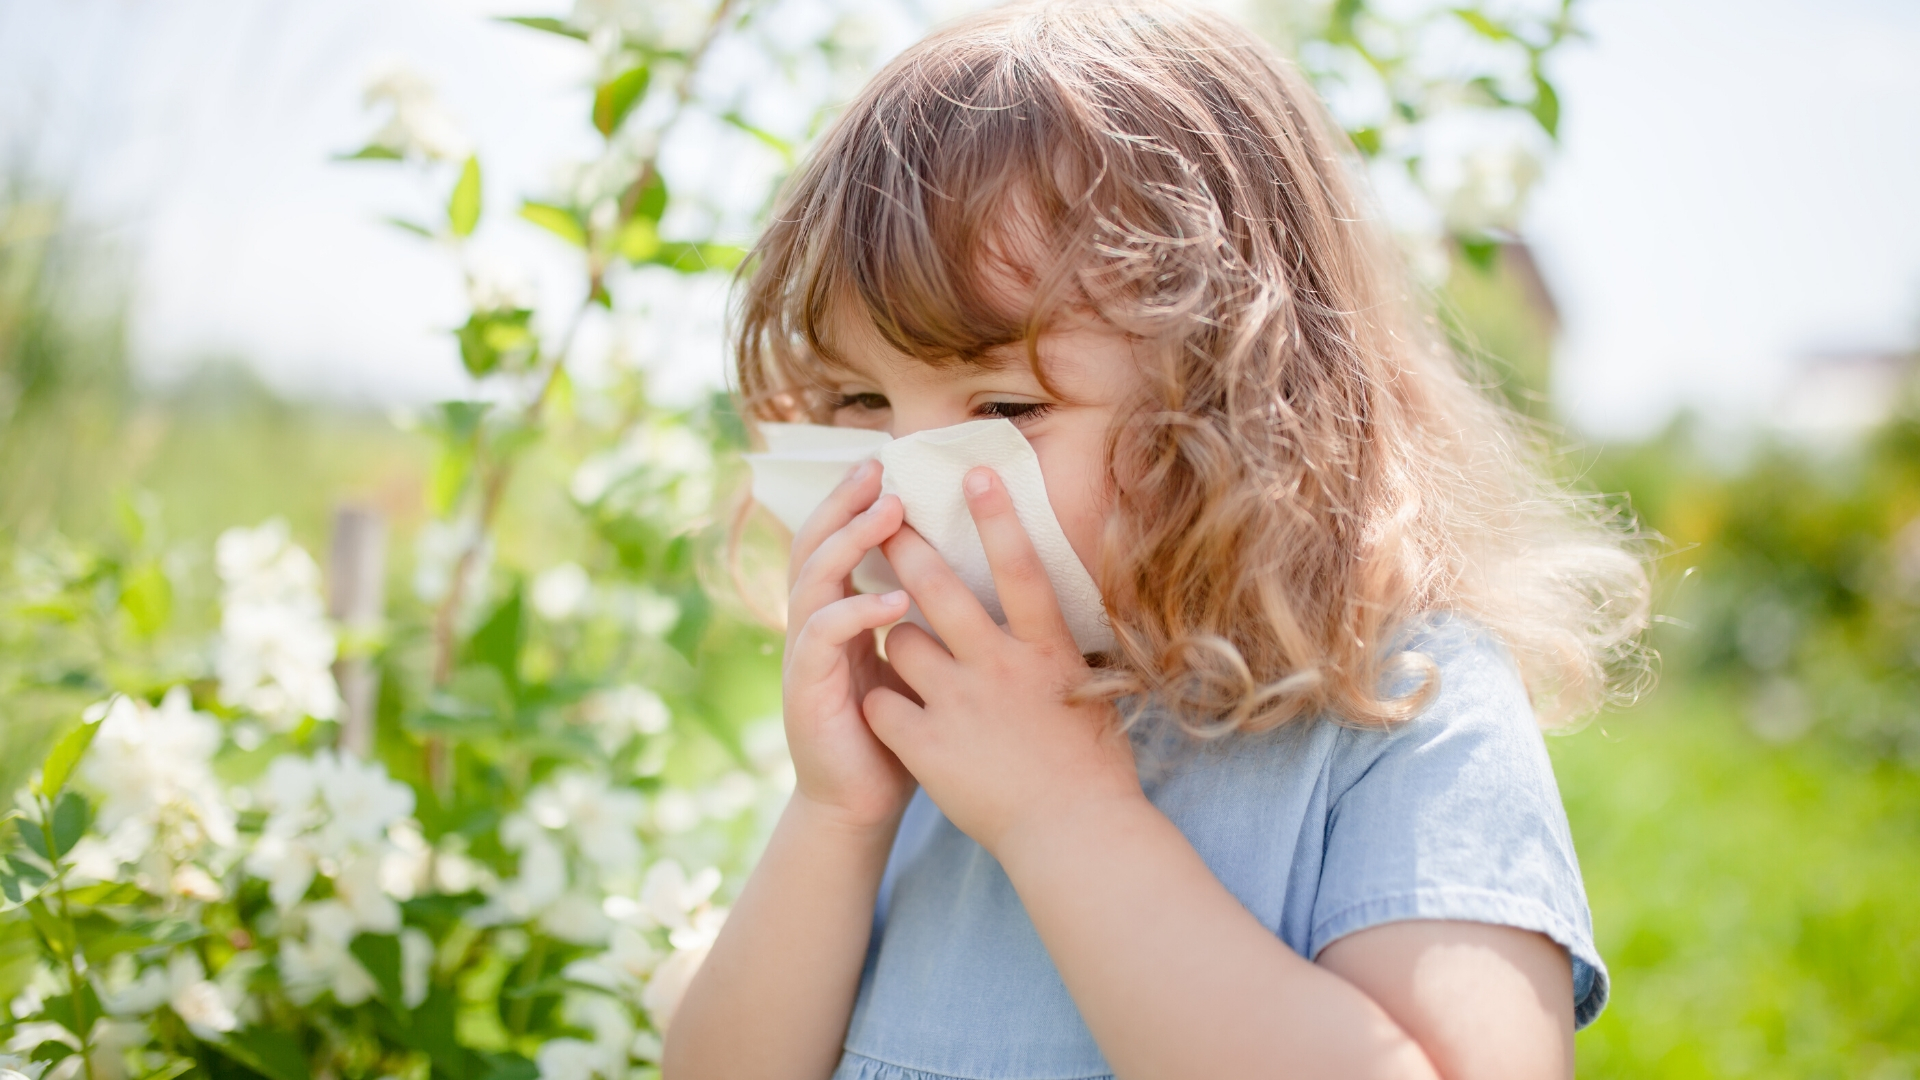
[120,561,172,638]
[1451,7,1511,40]
[351,933,406,1007]
[519,202,586,247]
[428,445,474,517]
[455,308,537,378]
[1458,235,1501,272]
[411,984,465,1076]
[1530,72,1560,139]
[50,792,91,858]
[650,242,747,273]
[721,112,795,163]
[475,1053,538,1080]
[70,914,204,964]
[336,144,404,162]
[218,1029,311,1080]
[15,818,50,861]
[464,589,524,693]
[593,66,652,138]
[386,216,436,238]
[1348,126,1381,156]
[39,984,101,1036]
[449,156,483,238]
[497,15,588,40]
[39,717,101,797]
[632,170,668,222]
[64,881,149,906]
[29,1041,74,1064]
[615,216,660,262]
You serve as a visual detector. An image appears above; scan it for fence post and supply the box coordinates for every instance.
[328,505,387,758]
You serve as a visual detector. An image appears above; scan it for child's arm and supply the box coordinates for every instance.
[861,468,1572,1080]
[663,463,916,1080]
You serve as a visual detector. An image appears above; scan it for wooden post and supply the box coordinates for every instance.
[328,505,387,758]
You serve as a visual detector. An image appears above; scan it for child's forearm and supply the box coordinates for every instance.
[661,793,902,1080]
[993,795,1442,1080]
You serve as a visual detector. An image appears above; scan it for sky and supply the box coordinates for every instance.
[3,0,1918,439]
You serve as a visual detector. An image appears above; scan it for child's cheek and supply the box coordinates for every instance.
[1033,434,1111,577]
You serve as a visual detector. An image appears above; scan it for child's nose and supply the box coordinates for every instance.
[886,405,968,440]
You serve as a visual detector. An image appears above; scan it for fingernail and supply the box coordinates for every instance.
[964,468,992,498]
[850,459,875,481]
[881,590,907,604]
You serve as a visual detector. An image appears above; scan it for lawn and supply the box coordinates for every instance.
[1556,682,1920,1077]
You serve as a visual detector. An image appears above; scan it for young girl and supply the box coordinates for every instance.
[667,2,1647,1076]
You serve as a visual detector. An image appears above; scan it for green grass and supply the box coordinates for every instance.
[1555,683,1920,1077]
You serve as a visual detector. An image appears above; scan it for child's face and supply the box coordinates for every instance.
[824,312,1144,576]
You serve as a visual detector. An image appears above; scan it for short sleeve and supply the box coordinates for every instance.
[1308,623,1609,1028]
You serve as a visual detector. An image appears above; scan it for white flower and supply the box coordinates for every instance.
[332,854,402,934]
[279,902,378,1006]
[562,925,658,996]
[382,821,433,900]
[525,772,646,878]
[467,254,535,313]
[581,685,670,752]
[531,562,592,621]
[171,864,225,902]
[636,860,720,933]
[650,789,700,835]
[95,953,237,1038]
[533,1039,604,1080]
[215,520,341,730]
[314,753,416,845]
[640,909,724,1037]
[472,814,568,923]
[363,63,472,162]
[81,688,236,852]
[539,890,614,947]
[568,424,714,528]
[163,953,238,1038]
[697,771,758,821]
[247,752,414,919]
[0,1054,48,1080]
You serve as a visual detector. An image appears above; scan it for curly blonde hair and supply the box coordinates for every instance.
[733,0,1649,733]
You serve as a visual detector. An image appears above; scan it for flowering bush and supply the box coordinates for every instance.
[0,3,1579,1080]
[0,509,792,1080]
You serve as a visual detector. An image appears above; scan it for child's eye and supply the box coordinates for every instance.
[977,401,1054,423]
[832,392,890,412]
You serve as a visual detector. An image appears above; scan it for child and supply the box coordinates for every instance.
[668,1,1647,1076]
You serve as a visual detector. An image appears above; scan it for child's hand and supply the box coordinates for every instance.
[781,460,918,831]
[863,467,1143,857]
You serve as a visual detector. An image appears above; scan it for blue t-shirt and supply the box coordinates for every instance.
[831,618,1606,1080]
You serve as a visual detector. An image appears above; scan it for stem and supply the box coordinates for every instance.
[425,0,745,690]
[40,795,97,1080]
[505,934,548,1039]
[421,0,745,790]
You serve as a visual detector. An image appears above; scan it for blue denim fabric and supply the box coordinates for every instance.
[830,618,1607,1080]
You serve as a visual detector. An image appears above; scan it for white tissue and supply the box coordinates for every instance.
[745,419,1114,653]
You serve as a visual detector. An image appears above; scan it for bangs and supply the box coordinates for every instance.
[795,52,1089,372]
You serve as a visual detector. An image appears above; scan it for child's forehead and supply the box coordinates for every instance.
[814,299,1029,381]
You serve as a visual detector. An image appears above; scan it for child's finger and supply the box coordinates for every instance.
[861,685,926,756]
[880,526,1002,659]
[788,591,911,686]
[962,467,1074,647]
[788,459,883,585]
[880,621,955,698]
[790,495,904,623]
